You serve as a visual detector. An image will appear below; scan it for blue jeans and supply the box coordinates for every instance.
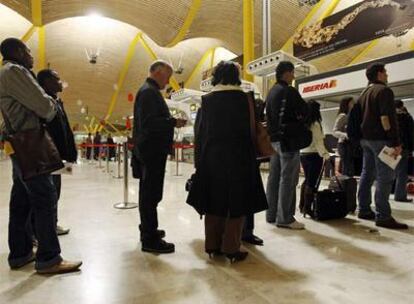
[394,150,410,200]
[266,142,300,225]
[357,140,395,220]
[8,158,62,270]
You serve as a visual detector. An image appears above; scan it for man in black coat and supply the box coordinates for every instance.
[37,69,78,236]
[265,61,309,230]
[133,60,186,254]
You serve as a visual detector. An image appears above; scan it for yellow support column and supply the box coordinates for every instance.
[31,0,42,27]
[348,39,380,65]
[210,47,216,69]
[37,26,46,70]
[21,26,37,42]
[139,34,180,91]
[167,0,202,47]
[103,33,142,122]
[184,47,215,87]
[318,0,341,21]
[243,0,254,82]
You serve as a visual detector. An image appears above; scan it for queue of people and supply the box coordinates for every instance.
[0,37,411,276]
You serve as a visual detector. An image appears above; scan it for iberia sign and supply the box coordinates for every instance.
[302,80,337,93]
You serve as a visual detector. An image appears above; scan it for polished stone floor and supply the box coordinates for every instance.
[0,157,413,304]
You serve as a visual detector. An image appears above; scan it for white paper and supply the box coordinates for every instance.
[378,146,402,170]
[53,162,73,175]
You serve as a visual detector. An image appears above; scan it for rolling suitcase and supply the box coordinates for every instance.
[309,161,348,221]
[328,175,357,213]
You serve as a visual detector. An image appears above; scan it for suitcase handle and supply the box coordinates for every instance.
[315,158,343,192]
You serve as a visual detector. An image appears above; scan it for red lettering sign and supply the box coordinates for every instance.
[302,79,337,94]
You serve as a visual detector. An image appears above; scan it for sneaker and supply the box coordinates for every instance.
[56,225,70,236]
[36,260,82,275]
[376,217,408,230]
[358,211,376,221]
[142,239,175,254]
[277,220,305,230]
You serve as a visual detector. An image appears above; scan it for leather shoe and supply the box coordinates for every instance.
[37,260,82,275]
[140,230,166,241]
[142,239,175,254]
[376,217,408,230]
[242,234,264,246]
[358,211,376,221]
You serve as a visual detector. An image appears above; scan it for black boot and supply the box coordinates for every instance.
[299,181,306,213]
[302,185,315,218]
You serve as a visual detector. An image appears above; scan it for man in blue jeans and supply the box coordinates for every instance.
[357,62,408,229]
[265,61,309,230]
[0,38,82,273]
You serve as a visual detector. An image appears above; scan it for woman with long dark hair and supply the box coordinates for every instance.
[299,100,330,216]
[194,61,267,263]
[333,96,355,176]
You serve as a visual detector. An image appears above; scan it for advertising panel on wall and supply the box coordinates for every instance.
[293,0,414,60]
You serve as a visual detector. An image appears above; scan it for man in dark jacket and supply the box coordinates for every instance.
[133,60,186,253]
[393,100,414,203]
[37,69,78,236]
[265,61,309,230]
[357,62,407,229]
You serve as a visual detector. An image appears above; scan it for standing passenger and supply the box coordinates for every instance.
[133,60,186,254]
[265,61,309,229]
[195,61,268,262]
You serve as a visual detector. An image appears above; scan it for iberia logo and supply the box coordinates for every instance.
[302,80,337,93]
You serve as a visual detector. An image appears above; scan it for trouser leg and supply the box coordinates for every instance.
[204,214,225,251]
[221,217,245,254]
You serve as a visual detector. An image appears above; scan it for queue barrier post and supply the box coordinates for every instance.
[114,142,138,209]
[113,144,123,179]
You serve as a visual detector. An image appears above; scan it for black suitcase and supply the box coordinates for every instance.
[328,175,357,213]
[310,161,348,221]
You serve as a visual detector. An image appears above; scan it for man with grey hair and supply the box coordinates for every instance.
[133,60,186,253]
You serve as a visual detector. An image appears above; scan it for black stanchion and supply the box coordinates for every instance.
[114,142,138,209]
[113,144,123,179]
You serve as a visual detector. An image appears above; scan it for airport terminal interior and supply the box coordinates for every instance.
[0,0,413,303]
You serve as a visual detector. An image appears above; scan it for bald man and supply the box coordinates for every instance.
[133,61,186,254]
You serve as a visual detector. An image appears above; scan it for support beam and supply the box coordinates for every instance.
[21,26,37,42]
[348,39,379,65]
[139,34,180,91]
[243,0,254,82]
[83,124,90,133]
[318,0,341,21]
[167,0,202,47]
[411,38,414,50]
[103,33,142,122]
[184,47,216,87]
[37,26,46,71]
[209,47,216,69]
[31,0,42,26]
[281,0,326,51]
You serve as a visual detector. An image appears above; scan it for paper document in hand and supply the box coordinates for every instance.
[378,146,401,170]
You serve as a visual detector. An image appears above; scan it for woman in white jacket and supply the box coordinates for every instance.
[299,100,330,216]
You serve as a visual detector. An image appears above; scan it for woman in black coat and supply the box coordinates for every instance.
[194,61,268,263]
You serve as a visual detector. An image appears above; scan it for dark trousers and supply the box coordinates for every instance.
[394,150,410,200]
[242,214,254,238]
[86,148,91,160]
[138,154,168,242]
[205,214,245,254]
[337,142,354,176]
[300,153,324,189]
[8,158,62,270]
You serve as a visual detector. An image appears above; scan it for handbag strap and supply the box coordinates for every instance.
[315,158,344,192]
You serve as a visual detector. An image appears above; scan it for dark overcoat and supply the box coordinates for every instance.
[194,88,268,218]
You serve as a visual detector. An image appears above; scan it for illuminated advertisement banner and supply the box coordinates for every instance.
[293,0,414,60]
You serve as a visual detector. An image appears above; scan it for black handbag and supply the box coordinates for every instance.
[185,173,204,217]
[278,88,312,152]
[310,160,348,221]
